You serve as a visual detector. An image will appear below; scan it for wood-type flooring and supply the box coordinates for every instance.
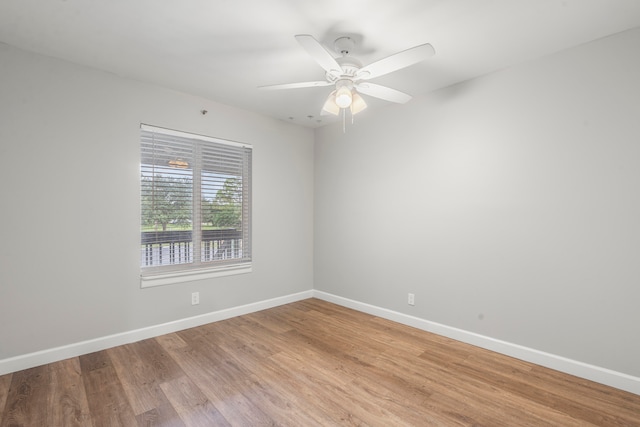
[1,298,639,426]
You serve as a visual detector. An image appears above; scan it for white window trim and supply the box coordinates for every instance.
[140,124,252,150]
[139,124,252,288]
[140,264,252,288]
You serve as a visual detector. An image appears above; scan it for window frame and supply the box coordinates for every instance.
[139,124,252,287]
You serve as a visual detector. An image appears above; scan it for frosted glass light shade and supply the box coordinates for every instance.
[322,91,340,116]
[350,92,367,115]
[335,85,352,108]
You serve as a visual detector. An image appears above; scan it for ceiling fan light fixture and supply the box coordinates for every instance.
[335,81,353,108]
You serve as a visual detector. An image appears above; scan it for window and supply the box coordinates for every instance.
[140,124,252,287]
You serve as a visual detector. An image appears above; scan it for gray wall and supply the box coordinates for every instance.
[314,28,640,377]
[0,43,314,360]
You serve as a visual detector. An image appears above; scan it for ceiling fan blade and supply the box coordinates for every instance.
[295,34,342,76]
[356,83,412,104]
[258,81,332,90]
[356,43,435,80]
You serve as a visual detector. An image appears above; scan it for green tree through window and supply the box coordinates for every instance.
[203,178,241,229]
[141,175,192,231]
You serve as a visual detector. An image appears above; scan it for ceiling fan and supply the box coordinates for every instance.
[259,34,435,117]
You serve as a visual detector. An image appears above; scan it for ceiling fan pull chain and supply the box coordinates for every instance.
[343,108,346,133]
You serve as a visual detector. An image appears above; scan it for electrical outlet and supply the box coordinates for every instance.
[191,292,200,305]
[408,293,415,306]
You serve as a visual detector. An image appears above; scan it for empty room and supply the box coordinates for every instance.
[1,1,640,425]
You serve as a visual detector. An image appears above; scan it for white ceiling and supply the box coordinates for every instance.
[1,0,640,128]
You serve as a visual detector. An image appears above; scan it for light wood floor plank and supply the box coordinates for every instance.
[108,338,185,416]
[79,350,138,427]
[160,336,273,426]
[0,374,11,421]
[1,366,51,427]
[1,298,639,426]
[159,376,229,427]
[261,349,370,425]
[47,358,93,427]
[248,357,350,426]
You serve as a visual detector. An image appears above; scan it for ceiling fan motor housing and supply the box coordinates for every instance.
[334,36,355,55]
[326,57,363,83]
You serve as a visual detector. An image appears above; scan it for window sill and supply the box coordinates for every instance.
[140,264,252,288]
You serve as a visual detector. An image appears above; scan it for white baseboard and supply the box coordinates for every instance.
[3,289,638,396]
[312,290,640,396]
[0,290,313,376]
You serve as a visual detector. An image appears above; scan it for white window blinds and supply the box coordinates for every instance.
[140,124,252,281]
